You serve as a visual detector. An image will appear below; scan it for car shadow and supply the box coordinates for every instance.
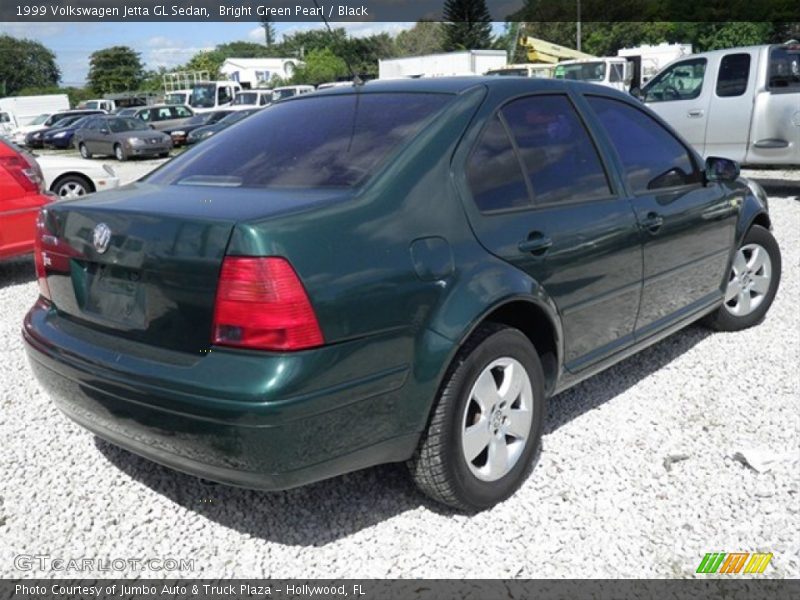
[747,177,799,197]
[95,323,712,545]
[545,323,711,434]
[0,255,35,287]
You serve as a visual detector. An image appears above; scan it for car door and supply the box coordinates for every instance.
[704,51,756,162]
[95,118,115,155]
[81,118,102,153]
[584,95,739,339]
[460,92,643,372]
[642,57,712,155]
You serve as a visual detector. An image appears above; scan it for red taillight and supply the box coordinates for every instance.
[212,257,324,352]
[34,210,51,301]
[0,153,44,194]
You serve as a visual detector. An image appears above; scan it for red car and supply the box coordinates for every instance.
[0,139,52,260]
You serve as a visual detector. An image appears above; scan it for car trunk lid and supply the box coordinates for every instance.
[39,182,348,353]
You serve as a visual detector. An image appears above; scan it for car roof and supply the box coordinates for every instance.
[310,76,635,101]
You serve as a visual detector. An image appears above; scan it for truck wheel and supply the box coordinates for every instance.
[408,323,545,512]
[704,225,781,331]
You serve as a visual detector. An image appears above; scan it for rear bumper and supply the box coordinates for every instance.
[23,301,417,490]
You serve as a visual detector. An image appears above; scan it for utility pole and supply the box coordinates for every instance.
[576,0,582,52]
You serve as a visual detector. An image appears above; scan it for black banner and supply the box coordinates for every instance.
[4,580,800,600]
[2,0,800,22]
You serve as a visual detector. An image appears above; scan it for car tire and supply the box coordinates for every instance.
[114,144,127,161]
[158,152,169,158]
[78,143,91,159]
[704,224,781,331]
[51,175,93,200]
[408,323,546,512]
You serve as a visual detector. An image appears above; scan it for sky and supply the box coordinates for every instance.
[0,21,508,87]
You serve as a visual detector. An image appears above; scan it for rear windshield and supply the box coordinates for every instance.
[147,92,451,188]
[768,45,800,91]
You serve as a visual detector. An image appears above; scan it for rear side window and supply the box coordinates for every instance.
[768,45,800,91]
[467,116,530,212]
[717,53,751,97]
[148,93,451,188]
[587,96,701,193]
[501,95,611,205]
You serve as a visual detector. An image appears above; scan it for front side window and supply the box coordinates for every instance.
[501,95,611,205]
[138,110,151,122]
[586,96,701,193]
[466,116,530,212]
[768,45,800,91]
[147,93,451,189]
[717,53,751,97]
[643,58,707,102]
[218,87,232,104]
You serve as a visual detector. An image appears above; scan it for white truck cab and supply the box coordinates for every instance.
[79,99,114,112]
[230,89,272,110]
[164,90,191,105]
[640,43,800,165]
[554,59,632,92]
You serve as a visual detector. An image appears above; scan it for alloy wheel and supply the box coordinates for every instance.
[461,357,533,482]
[57,181,87,200]
[724,243,772,317]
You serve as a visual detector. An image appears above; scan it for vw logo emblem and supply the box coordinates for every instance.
[92,223,112,254]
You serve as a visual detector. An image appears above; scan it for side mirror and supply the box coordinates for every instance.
[705,156,740,183]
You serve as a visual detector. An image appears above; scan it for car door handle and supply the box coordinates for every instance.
[687,109,704,118]
[518,233,552,256]
[640,212,664,233]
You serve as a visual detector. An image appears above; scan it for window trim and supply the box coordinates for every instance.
[466,91,619,216]
[641,57,708,103]
[715,52,752,98]
[583,93,704,197]
[464,112,534,215]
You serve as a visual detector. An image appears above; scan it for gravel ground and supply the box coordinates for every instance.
[0,176,798,579]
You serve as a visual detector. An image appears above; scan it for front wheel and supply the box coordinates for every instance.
[78,143,91,159]
[408,324,546,512]
[114,144,127,161]
[704,224,781,331]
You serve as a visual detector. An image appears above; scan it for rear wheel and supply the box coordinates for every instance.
[78,143,91,159]
[408,323,545,512]
[114,144,127,161]
[704,225,781,331]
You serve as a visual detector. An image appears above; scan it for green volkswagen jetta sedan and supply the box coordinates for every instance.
[23,78,780,511]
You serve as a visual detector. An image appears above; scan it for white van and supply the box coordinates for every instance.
[0,111,15,135]
[230,89,272,110]
[639,43,800,165]
[188,81,242,113]
[164,90,191,105]
[271,85,315,102]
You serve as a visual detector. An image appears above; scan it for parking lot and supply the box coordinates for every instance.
[0,162,797,578]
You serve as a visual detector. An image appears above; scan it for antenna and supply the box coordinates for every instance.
[311,0,364,86]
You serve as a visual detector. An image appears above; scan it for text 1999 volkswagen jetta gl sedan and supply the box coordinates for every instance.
[23,79,781,511]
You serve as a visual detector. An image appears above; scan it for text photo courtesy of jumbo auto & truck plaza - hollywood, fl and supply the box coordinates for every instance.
[0,1,799,598]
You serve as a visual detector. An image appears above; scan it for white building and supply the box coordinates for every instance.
[220,58,303,88]
[379,50,507,80]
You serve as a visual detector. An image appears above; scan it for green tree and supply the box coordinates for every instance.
[184,50,226,79]
[87,46,144,94]
[0,35,60,96]
[395,21,446,56]
[291,48,349,85]
[442,0,494,50]
[260,16,276,48]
